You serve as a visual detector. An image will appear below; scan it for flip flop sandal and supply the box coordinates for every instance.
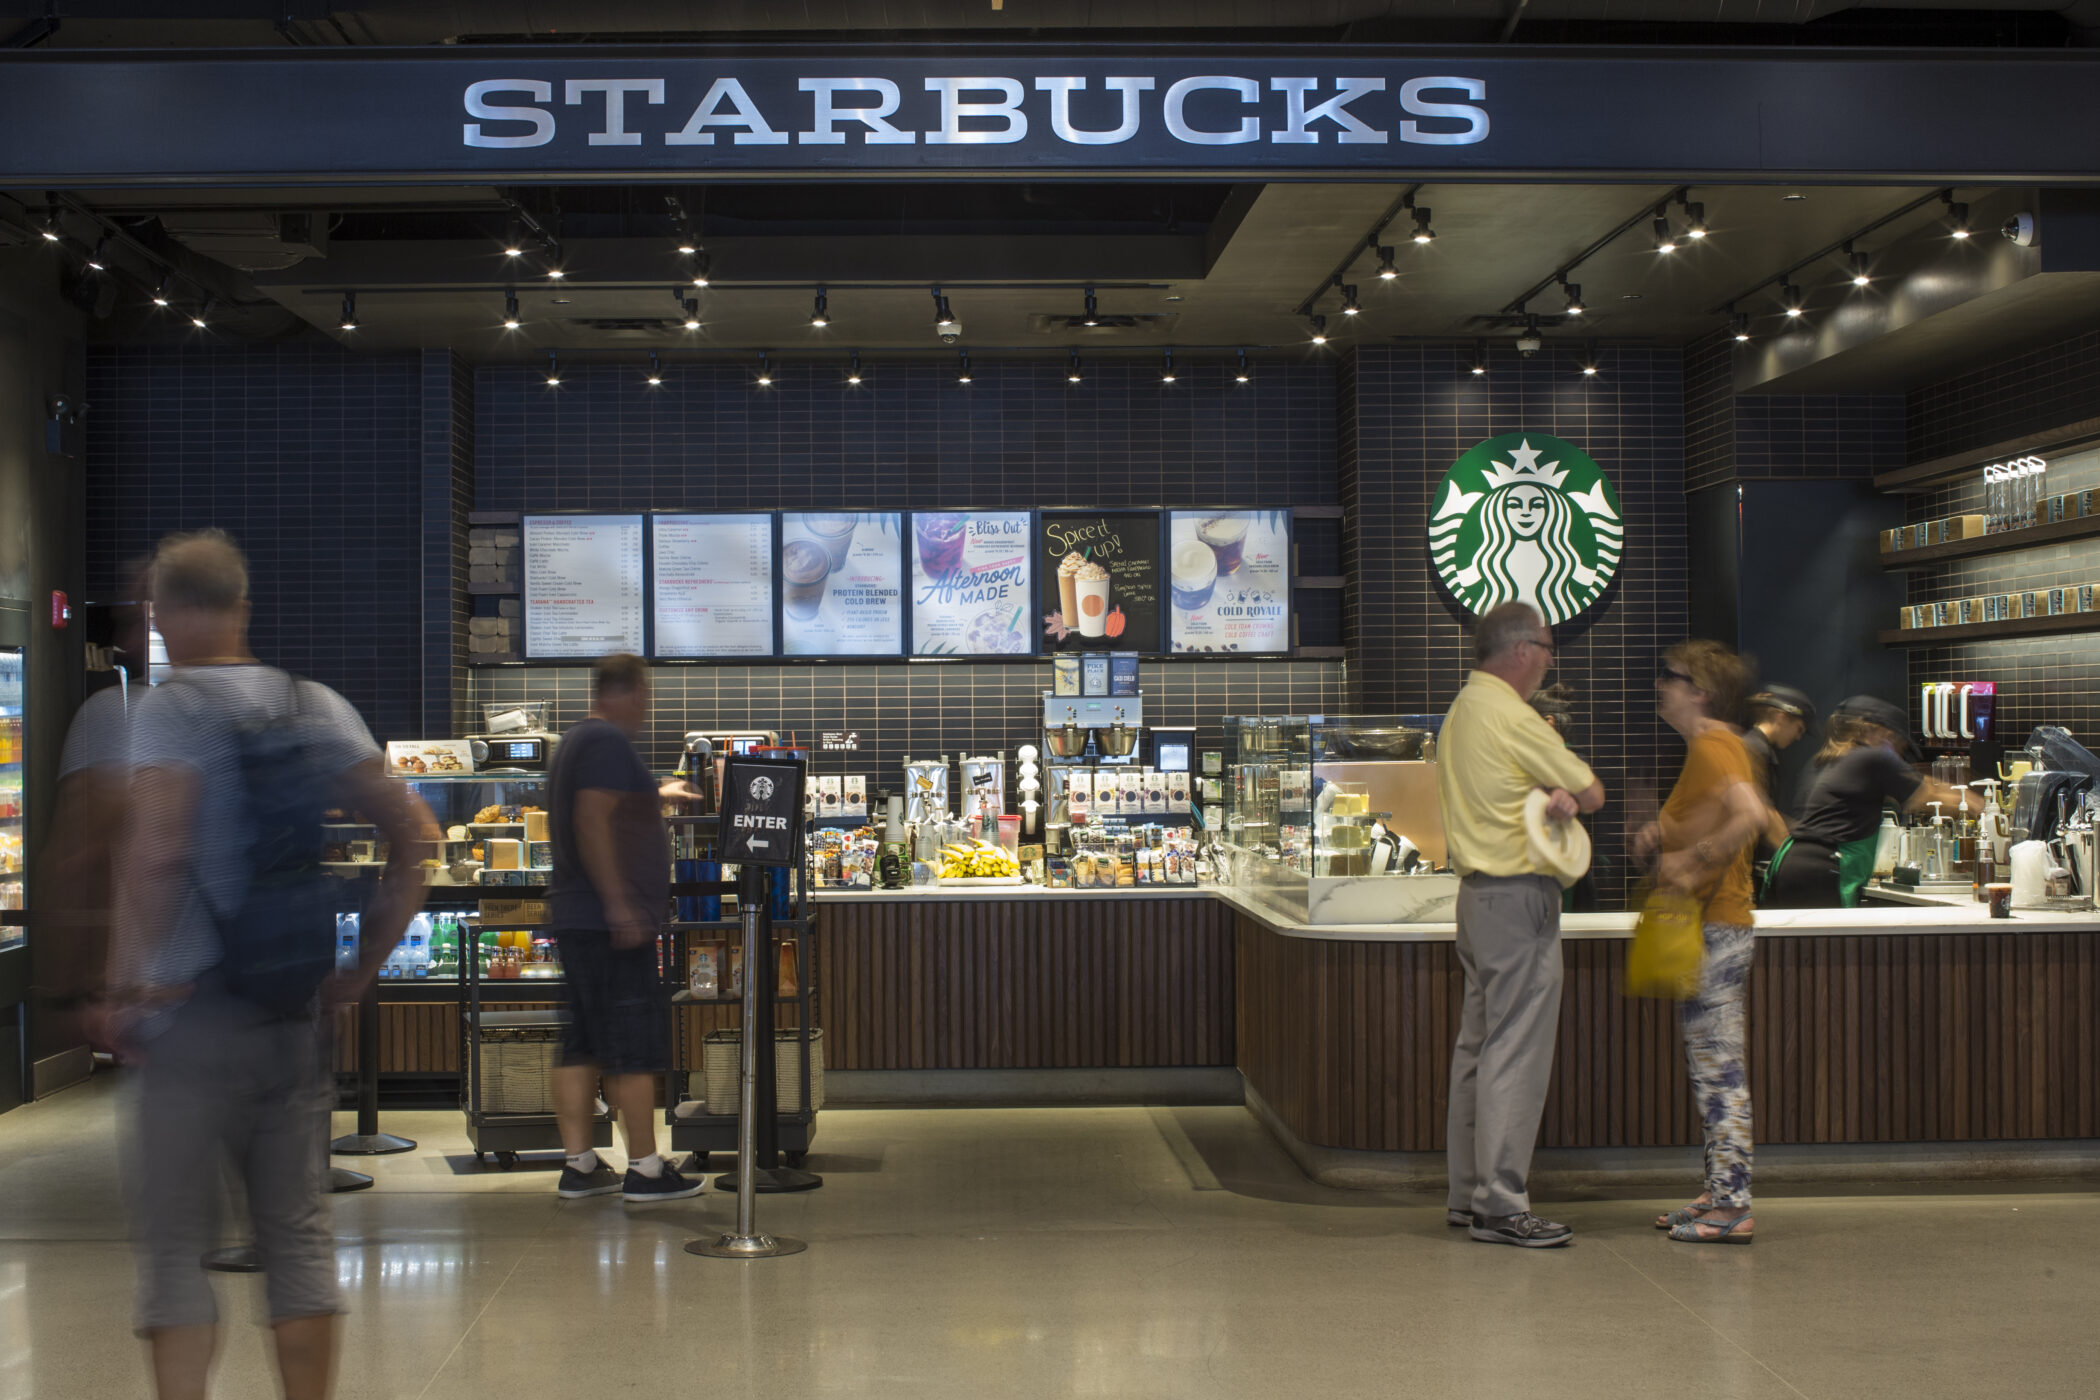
[1655,1202,1714,1230]
[1667,1213,1754,1245]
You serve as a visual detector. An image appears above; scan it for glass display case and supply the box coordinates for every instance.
[1222,715,1459,924]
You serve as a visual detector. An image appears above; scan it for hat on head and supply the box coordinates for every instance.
[1749,684,1817,725]
[1833,695,1917,758]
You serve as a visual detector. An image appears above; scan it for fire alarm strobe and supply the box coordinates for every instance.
[718,756,807,868]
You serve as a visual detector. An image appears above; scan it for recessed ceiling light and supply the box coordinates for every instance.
[1165,295,1183,302]
[1619,293,1643,301]
[1782,193,1808,201]
[551,298,571,305]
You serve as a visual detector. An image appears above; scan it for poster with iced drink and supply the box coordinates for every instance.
[780,512,904,656]
[1039,511,1163,651]
[1168,510,1292,653]
[909,510,1032,655]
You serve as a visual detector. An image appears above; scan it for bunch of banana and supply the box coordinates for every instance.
[939,840,1019,880]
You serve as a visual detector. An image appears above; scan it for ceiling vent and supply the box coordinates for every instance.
[562,318,681,338]
[1028,312,1178,335]
[160,211,325,271]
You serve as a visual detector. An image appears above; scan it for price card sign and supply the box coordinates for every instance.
[910,510,1033,655]
[1168,510,1292,654]
[652,513,774,657]
[718,756,807,868]
[1039,511,1162,652]
[781,512,904,656]
[522,514,646,659]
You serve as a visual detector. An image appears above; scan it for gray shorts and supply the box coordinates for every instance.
[128,974,341,1333]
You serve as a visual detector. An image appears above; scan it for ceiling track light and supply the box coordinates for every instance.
[544,352,561,387]
[1559,278,1584,317]
[1780,281,1805,317]
[957,350,973,384]
[338,292,357,331]
[810,290,829,328]
[1944,190,1973,240]
[932,287,956,330]
[1067,349,1083,384]
[1235,349,1251,384]
[689,250,712,287]
[646,351,663,387]
[1470,340,1489,376]
[1339,283,1363,316]
[1581,341,1600,377]
[679,291,702,330]
[1160,349,1178,384]
[846,350,863,386]
[1849,245,1872,287]
[38,215,60,244]
[756,350,773,387]
[1308,314,1328,345]
[1407,200,1435,245]
[1081,286,1099,327]
[502,291,521,330]
[151,275,172,308]
[545,265,566,281]
[1731,310,1752,343]
[1375,244,1399,280]
[502,218,524,259]
[1678,193,1708,240]
[1653,213,1678,255]
[190,297,214,330]
[84,235,108,272]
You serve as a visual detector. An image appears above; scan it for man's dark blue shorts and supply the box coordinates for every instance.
[553,930,667,1075]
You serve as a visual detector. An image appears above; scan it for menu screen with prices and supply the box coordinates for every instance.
[652,513,775,657]
[522,514,647,659]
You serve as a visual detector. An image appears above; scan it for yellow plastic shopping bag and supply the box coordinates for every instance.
[1624,883,1704,999]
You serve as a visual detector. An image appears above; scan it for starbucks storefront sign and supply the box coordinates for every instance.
[1429,433,1623,625]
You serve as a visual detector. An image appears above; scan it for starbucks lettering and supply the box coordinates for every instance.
[1039,511,1163,652]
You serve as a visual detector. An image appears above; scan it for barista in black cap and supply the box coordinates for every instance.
[1742,685,1816,860]
[1762,695,1963,908]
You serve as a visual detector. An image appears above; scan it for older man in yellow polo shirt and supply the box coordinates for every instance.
[1437,602,1605,1249]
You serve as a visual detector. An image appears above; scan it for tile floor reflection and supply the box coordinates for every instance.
[0,1075,2095,1398]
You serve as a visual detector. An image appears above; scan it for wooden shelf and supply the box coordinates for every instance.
[1880,512,2100,570]
[1879,613,2100,647]
[1874,415,2100,493]
[467,580,518,595]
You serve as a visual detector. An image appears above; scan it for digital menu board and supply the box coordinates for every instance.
[1038,511,1163,652]
[1167,510,1292,654]
[652,513,775,657]
[780,512,905,656]
[910,510,1033,655]
[521,514,646,660]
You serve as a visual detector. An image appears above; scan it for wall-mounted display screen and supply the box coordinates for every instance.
[780,512,904,656]
[1168,510,1292,654]
[1038,511,1163,652]
[910,510,1033,656]
[652,513,775,657]
[521,514,646,660]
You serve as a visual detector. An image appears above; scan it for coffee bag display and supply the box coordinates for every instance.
[652,512,774,657]
[1169,510,1291,653]
[911,510,1032,655]
[781,512,904,655]
[1039,512,1163,651]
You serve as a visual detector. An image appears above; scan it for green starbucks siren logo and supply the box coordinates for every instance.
[1429,433,1623,625]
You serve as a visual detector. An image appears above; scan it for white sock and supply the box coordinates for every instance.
[566,1150,599,1173]
[630,1152,664,1178]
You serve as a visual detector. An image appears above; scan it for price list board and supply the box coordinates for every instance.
[521,514,647,660]
[651,513,775,657]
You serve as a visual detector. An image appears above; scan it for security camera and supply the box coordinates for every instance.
[1516,330,1543,357]
[2002,212,2037,247]
[939,321,963,345]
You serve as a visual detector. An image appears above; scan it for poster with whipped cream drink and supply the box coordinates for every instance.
[1039,511,1163,652]
[910,510,1032,655]
[780,511,904,656]
[1168,510,1292,653]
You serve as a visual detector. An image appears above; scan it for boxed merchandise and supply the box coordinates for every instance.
[2048,494,2068,524]
[1879,528,1903,554]
[1109,652,1140,696]
[2079,490,2100,518]
[818,775,843,818]
[1142,768,1168,815]
[1956,597,1983,625]
[1051,655,1082,696]
[1064,770,1091,823]
[2082,584,2097,613]
[478,898,548,926]
[2047,587,2068,616]
[1118,768,1145,815]
[1081,654,1111,696]
[842,775,867,820]
[1946,514,1990,540]
[1934,601,1956,626]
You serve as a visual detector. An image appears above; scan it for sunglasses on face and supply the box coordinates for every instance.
[1659,665,1696,686]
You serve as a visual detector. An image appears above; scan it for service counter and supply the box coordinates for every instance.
[342,885,2100,1167]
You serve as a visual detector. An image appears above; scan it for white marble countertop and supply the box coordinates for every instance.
[810,883,2100,943]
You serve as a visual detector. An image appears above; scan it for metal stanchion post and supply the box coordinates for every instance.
[689,866,805,1259]
[331,980,415,1155]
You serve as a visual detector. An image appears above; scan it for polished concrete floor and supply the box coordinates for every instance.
[1,1073,2096,1399]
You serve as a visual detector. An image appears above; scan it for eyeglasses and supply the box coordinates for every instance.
[1659,665,1696,686]
[1521,638,1555,660]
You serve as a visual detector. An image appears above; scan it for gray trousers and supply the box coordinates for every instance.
[129,974,340,1333]
[1447,873,1565,1219]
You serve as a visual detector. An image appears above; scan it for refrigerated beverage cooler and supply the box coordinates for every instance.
[0,627,28,1112]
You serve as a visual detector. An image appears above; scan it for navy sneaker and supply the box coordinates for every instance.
[1469,1212,1573,1248]
[556,1161,623,1199]
[623,1160,706,1203]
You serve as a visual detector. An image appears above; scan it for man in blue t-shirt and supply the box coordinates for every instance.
[547,653,704,1203]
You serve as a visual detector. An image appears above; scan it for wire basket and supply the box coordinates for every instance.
[700,1028,825,1113]
[476,1023,563,1114]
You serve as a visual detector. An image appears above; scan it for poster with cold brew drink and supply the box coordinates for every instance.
[651,513,774,657]
[1039,511,1163,652]
[1167,510,1292,654]
[909,510,1032,655]
[521,513,646,660]
[780,512,904,656]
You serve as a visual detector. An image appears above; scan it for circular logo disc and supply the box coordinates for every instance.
[1428,432,1623,625]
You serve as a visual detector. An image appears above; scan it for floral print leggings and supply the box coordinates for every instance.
[1682,922,1755,1210]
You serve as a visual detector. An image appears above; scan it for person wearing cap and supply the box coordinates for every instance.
[1437,603,1605,1249]
[1632,641,1768,1244]
[1742,685,1817,862]
[1762,695,1963,907]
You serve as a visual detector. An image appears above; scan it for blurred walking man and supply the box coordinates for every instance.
[111,530,435,1400]
[1437,603,1605,1248]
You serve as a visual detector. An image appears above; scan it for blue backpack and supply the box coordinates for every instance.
[188,673,345,1017]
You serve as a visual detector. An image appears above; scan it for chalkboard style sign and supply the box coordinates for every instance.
[1039,511,1164,653]
[718,756,807,869]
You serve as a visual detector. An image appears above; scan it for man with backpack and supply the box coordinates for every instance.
[109,530,436,1400]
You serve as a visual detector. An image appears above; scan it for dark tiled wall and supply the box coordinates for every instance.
[419,351,475,738]
[1339,343,1690,901]
[1683,331,1735,494]
[472,658,1347,783]
[1906,328,2100,464]
[473,358,1337,511]
[1681,329,1905,490]
[84,345,427,741]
